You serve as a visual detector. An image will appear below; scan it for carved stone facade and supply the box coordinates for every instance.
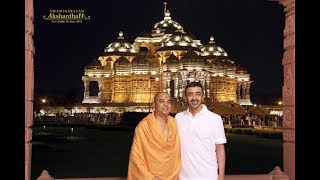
[82,3,253,107]
[25,0,35,179]
[279,0,295,180]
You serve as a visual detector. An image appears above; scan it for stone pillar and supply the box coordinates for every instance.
[237,83,241,99]
[162,74,168,91]
[82,77,90,99]
[206,79,210,98]
[181,78,187,93]
[166,78,171,95]
[241,82,246,99]
[279,0,295,180]
[25,0,34,179]
[98,78,102,99]
[174,77,179,98]
[178,78,184,99]
[180,71,188,95]
[245,82,251,99]
[199,79,206,96]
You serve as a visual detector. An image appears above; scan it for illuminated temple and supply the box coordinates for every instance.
[81,2,253,112]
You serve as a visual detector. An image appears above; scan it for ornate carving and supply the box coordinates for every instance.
[284,15,294,36]
[283,130,295,143]
[279,0,295,10]
[25,0,34,35]
[283,106,295,128]
[284,67,293,96]
[25,1,34,179]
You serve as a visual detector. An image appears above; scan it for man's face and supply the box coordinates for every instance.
[154,93,172,115]
[185,86,204,110]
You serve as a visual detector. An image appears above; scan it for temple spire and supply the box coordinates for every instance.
[163,1,171,20]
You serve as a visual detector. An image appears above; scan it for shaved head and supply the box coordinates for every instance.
[154,92,171,102]
[153,92,172,116]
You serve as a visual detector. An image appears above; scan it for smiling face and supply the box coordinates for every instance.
[185,86,204,113]
[154,92,172,116]
[184,82,204,114]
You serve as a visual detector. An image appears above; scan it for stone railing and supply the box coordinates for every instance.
[37,166,289,180]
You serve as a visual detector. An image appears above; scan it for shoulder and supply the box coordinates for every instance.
[207,110,222,119]
[168,115,178,123]
[168,115,178,126]
[175,111,187,119]
[203,109,223,123]
[168,115,175,121]
[135,117,148,131]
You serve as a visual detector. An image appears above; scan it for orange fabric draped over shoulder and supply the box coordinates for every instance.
[127,113,181,180]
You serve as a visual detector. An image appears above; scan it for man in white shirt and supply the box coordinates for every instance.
[175,81,227,180]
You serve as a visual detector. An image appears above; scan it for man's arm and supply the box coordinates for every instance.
[216,143,226,180]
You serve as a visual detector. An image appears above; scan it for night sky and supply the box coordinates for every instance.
[33,0,285,104]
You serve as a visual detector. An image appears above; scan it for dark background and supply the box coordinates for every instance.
[33,0,285,105]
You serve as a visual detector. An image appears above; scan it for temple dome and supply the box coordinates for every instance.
[181,51,205,71]
[201,36,228,57]
[103,31,137,56]
[164,54,180,72]
[152,10,184,35]
[157,30,201,52]
[84,58,103,69]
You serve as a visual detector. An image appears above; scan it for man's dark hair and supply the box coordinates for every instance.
[185,81,204,95]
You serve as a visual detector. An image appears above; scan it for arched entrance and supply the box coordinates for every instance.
[25,0,295,179]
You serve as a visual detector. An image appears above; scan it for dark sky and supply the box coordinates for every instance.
[33,0,285,104]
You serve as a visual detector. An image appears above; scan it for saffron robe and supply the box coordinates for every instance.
[127,113,181,180]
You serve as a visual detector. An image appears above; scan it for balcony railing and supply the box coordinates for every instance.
[37,166,288,180]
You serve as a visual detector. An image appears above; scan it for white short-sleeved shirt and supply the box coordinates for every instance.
[175,105,227,180]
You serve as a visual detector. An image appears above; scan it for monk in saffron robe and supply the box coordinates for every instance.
[127,92,181,180]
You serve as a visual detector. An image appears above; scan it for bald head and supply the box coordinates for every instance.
[154,92,171,102]
[153,92,172,116]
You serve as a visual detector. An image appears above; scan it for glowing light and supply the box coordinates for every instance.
[119,47,126,52]
[107,48,114,52]
[166,42,174,46]
[174,36,181,41]
[179,42,188,46]
[124,43,130,48]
